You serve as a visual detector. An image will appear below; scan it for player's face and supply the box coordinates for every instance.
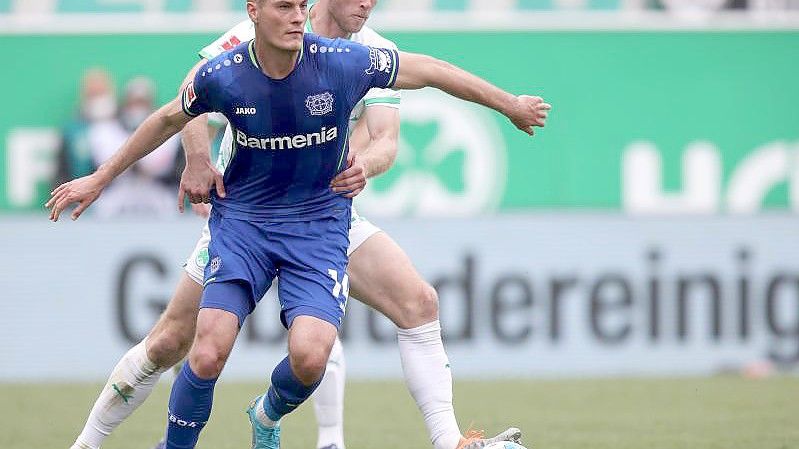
[328,0,377,34]
[248,0,308,51]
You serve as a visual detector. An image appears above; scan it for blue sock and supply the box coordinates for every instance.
[165,363,218,449]
[263,355,324,421]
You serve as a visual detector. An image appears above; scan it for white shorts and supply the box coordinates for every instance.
[183,206,381,285]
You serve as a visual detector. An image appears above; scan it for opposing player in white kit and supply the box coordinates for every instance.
[64,2,549,449]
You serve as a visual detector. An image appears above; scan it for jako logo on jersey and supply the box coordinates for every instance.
[305,92,334,116]
[235,107,257,115]
[183,82,197,110]
[235,127,338,151]
[366,47,393,75]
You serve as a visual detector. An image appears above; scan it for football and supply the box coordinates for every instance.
[484,442,528,449]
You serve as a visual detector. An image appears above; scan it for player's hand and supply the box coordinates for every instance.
[191,202,211,218]
[330,153,367,198]
[507,95,551,136]
[178,158,226,213]
[45,174,106,222]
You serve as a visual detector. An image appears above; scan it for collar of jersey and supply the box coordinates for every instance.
[247,38,304,81]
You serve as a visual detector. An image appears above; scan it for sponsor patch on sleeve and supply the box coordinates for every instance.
[365,47,394,75]
[182,81,198,115]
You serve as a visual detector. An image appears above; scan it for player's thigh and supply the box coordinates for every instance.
[147,220,209,345]
[201,213,276,326]
[276,213,350,331]
[347,231,434,326]
[148,272,203,343]
[188,308,241,377]
[194,307,240,352]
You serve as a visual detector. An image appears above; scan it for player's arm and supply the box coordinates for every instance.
[331,105,399,197]
[46,94,194,221]
[177,20,251,214]
[178,59,226,213]
[393,52,551,136]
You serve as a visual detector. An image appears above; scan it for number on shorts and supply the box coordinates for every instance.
[327,269,350,299]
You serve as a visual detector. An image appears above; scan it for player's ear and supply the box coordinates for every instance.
[246,0,259,24]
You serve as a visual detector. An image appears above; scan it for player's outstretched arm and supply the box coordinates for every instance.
[331,105,399,197]
[393,52,551,136]
[46,96,193,221]
[178,59,226,214]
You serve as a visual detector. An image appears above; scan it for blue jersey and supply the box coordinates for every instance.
[182,33,399,221]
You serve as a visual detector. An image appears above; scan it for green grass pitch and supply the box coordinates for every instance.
[1,377,797,449]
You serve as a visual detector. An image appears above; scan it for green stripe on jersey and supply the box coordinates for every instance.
[335,137,348,171]
[248,38,304,72]
[364,97,400,106]
[247,40,260,69]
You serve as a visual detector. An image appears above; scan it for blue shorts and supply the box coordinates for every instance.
[200,208,351,329]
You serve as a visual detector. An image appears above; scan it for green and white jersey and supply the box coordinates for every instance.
[199,17,401,172]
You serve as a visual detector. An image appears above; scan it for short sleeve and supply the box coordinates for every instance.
[359,33,401,109]
[198,20,255,60]
[182,63,215,117]
[337,41,399,107]
[363,86,401,109]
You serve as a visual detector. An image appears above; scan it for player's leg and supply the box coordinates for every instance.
[346,229,521,449]
[249,215,349,449]
[165,212,270,449]
[309,213,379,449]
[70,272,203,449]
[147,221,212,368]
[312,336,346,449]
[165,304,241,449]
[146,273,203,367]
[249,316,338,449]
[70,223,211,449]
[346,231,460,449]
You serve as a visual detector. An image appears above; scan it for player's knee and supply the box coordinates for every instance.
[189,345,228,379]
[290,345,330,385]
[418,283,439,320]
[399,282,439,328]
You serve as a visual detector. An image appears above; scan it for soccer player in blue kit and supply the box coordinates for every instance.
[47,1,551,448]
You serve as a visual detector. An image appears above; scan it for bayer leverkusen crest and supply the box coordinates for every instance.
[305,92,334,116]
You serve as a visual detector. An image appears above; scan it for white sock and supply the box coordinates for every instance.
[397,320,462,449]
[313,336,346,449]
[71,339,168,449]
[255,395,280,428]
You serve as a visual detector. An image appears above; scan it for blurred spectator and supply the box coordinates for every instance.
[54,68,116,188]
[90,76,182,219]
